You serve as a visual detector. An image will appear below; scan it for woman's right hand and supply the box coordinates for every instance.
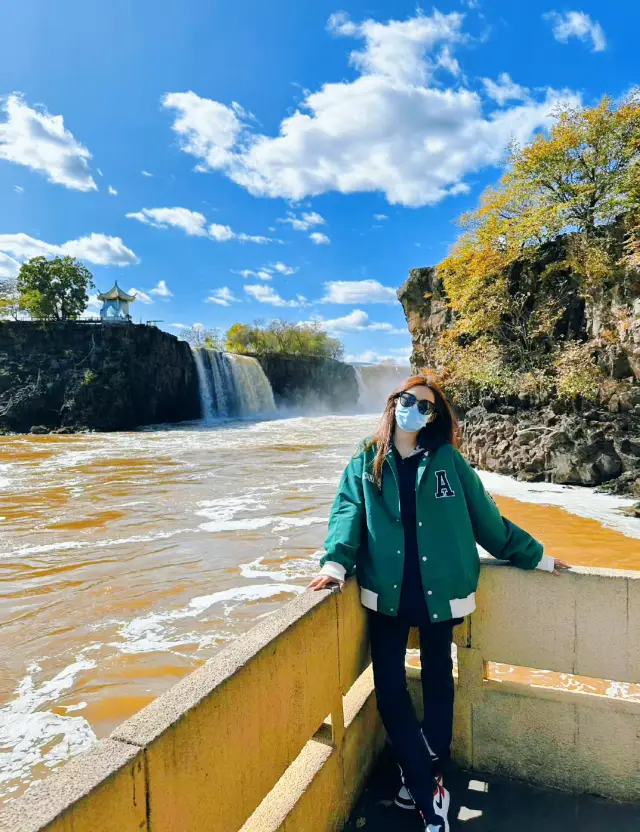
[307,574,342,592]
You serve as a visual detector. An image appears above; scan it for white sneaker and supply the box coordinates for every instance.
[419,781,450,831]
[433,781,450,832]
[395,769,444,811]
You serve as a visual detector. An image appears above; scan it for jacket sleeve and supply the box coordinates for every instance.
[319,452,365,581]
[453,449,552,571]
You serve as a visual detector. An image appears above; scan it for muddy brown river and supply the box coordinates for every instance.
[1,415,638,802]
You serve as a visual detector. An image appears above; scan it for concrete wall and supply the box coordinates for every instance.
[422,562,640,802]
[1,564,638,832]
[0,579,383,832]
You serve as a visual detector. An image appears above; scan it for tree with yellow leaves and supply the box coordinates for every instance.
[435,94,640,405]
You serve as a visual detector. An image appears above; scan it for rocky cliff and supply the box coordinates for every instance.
[256,353,358,411]
[0,321,200,432]
[398,255,640,496]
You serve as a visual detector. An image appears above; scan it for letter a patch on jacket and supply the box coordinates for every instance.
[435,470,455,499]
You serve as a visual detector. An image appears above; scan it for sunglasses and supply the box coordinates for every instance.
[397,391,436,416]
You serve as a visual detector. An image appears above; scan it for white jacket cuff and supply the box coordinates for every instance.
[535,554,555,573]
[319,561,347,582]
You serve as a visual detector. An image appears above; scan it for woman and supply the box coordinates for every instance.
[308,375,569,832]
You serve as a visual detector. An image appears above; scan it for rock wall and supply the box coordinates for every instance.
[463,402,640,495]
[397,246,640,495]
[0,321,200,432]
[255,353,358,411]
[397,267,452,369]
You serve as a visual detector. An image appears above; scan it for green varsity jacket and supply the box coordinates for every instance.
[319,441,553,622]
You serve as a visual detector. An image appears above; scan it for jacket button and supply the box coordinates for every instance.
[419,521,423,527]
[422,556,427,562]
[433,614,438,619]
[394,584,398,589]
[390,607,394,611]
[397,550,401,554]
[427,590,432,596]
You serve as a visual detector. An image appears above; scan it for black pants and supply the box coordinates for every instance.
[368,608,456,819]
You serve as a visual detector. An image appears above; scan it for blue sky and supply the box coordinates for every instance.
[0,1,637,363]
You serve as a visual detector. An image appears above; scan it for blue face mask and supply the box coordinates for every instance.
[395,401,430,433]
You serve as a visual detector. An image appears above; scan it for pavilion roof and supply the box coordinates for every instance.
[97,281,136,302]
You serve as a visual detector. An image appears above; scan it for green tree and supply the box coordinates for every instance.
[225,319,344,360]
[435,95,640,405]
[17,256,94,320]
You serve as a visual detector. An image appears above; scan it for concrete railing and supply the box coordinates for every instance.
[444,561,640,802]
[0,563,638,831]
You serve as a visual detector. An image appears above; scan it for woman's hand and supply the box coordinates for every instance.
[307,574,342,592]
[552,559,571,576]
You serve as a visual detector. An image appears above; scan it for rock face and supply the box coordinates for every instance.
[463,404,640,495]
[398,241,640,496]
[397,267,452,368]
[0,321,200,432]
[256,353,358,411]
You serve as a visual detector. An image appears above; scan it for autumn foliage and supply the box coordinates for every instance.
[435,95,640,407]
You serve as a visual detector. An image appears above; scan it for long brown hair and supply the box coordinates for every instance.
[364,374,460,488]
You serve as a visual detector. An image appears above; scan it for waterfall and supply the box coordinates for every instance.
[227,354,276,415]
[192,348,275,421]
[352,364,408,412]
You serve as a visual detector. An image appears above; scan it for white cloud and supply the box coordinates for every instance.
[210,223,273,244]
[127,206,208,236]
[0,232,139,267]
[482,72,530,105]
[0,94,97,191]
[245,284,307,307]
[436,45,461,77]
[374,213,388,221]
[312,309,406,334]
[345,348,411,365]
[0,251,20,278]
[310,232,330,245]
[544,11,606,52]
[169,322,188,329]
[150,279,173,297]
[279,211,326,231]
[236,268,273,280]
[327,9,464,85]
[161,11,579,208]
[141,170,153,177]
[321,279,397,304]
[108,185,118,196]
[129,287,153,304]
[14,185,24,193]
[162,91,246,171]
[206,286,237,306]
[270,261,297,275]
[127,206,275,243]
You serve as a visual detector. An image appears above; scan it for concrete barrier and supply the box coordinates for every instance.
[447,562,640,802]
[1,563,638,831]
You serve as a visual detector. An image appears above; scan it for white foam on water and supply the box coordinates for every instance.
[0,660,97,790]
[199,517,275,532]
[479,471,640,540]
[239,556,318,582]
[113,583,304,655]
[199,515,327,533]
[1,528,193,559]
